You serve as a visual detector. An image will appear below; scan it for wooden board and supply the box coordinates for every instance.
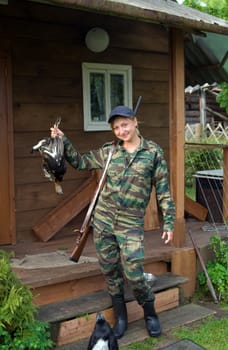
[0,54,16,244]
[126,288,179,323]
[169,28,186,248]
[15,260,170,306]
[56,288,179,345]
[171,248,196,298]
[185,195,208,221]
[33,274,106,306]
[37,273,188,323]
[33,174,97,241]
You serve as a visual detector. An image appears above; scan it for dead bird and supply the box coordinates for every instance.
[31,117,66,195]
[87,313,119,350]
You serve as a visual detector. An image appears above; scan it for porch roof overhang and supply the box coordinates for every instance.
[27,0,228,35]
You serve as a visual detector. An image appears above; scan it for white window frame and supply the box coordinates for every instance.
[82,62,132,131]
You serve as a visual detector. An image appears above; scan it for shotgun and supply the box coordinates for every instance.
[188,229,218,303]
[70,214,92,262]
[70,143,115,262]
[70,96,143,262]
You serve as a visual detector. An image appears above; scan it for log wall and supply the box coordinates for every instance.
[0,0,170,242]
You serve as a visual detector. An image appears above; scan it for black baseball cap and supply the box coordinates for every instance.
[108,105,135,123]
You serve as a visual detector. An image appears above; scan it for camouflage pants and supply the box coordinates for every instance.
[93,217,155,305]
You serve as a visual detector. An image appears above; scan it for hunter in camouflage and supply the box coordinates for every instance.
[51,105,175,339]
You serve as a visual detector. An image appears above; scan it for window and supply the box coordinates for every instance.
[82,63,132,131]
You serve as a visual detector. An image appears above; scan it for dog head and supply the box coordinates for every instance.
[87,313,119,350]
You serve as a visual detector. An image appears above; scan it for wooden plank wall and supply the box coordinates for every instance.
[185,92,227,125]
[0,0,169,242]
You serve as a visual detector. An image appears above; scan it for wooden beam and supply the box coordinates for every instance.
[0,52,16,245]
[184,195,208,221]
[33,174,97,241]
[169,28,186,247]
[186,143,228,150]
[171,248,196,298]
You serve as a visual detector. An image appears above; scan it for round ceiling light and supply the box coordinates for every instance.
[85,27,110,53]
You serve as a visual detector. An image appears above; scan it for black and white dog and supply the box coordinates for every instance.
[87,313,119,350]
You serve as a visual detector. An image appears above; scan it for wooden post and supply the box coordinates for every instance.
[0,53,16,245]
[223,147,228,221]
[171,248,196,298]
[169,28,186,247]
[195,123,202,143]
[199,89,206,128]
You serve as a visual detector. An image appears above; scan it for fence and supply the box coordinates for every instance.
[185,122,228,144]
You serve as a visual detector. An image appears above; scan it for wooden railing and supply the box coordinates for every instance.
[185,122,228,144]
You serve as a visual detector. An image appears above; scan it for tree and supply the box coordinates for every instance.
[183,0,228,20]
[183,0,228,112]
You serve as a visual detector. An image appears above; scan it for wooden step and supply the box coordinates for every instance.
[14,257,170,306]
[37,273,188,323]
[54,303,216,350]
[37,273,188,346]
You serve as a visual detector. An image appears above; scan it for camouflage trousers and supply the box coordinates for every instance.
[93,216,155,305]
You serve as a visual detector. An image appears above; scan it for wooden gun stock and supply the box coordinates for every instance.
[70,225,91,262]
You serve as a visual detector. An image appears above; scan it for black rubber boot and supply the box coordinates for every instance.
[111,294,128,339]
[143,301,161,337]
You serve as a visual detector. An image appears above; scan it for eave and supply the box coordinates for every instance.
[28,0,228,35]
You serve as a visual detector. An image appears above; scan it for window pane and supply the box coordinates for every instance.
[90,73,106,121]
[110,74,124,109]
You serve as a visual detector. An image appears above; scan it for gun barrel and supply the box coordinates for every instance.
[134,96,142,115]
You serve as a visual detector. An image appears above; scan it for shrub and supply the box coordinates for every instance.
[198,236,228,302]
[0,250,54,349]
[217,82,228,114]
[185,147,222,189]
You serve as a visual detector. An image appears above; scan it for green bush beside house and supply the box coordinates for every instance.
[0,250,54,350]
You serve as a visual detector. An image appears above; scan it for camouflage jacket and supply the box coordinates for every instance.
[63,136,175,232]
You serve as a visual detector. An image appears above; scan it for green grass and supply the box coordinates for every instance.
[120,316,228,350]
[172,316,228,350]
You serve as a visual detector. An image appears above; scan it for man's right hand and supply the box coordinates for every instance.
[50,125,64,138]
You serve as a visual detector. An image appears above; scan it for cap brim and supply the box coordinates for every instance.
[108,114,134,123]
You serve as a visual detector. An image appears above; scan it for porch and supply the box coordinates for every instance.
[4,217,226,302]
[2,218,226,347]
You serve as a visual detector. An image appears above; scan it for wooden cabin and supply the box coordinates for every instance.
[185,84,228,127]
[1,1,228,347]
[1,0,227,248]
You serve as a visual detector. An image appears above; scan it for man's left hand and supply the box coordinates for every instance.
[162,231,173,244]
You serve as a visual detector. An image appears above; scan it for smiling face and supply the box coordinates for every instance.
[111,116,138,142]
